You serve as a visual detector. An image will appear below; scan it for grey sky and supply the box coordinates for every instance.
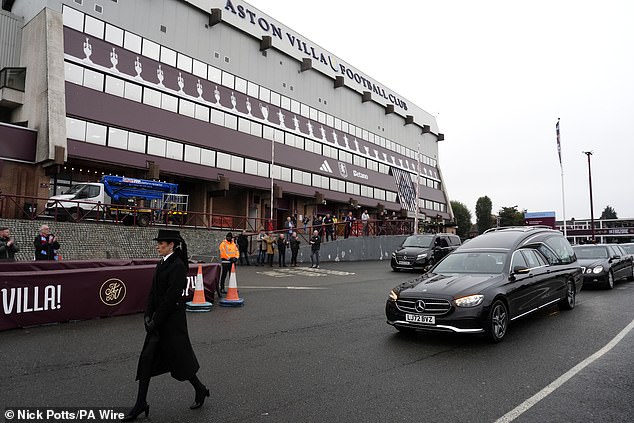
[248,0,634,220]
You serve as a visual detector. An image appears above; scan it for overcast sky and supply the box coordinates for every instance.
[247,0,634,221]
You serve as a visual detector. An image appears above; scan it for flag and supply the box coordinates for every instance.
[555,119,563,166]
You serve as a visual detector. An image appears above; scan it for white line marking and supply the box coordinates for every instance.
[238,286,327,290]
[495,317,634,423]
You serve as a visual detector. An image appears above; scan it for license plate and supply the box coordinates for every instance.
[398,260,410,265]
[405,314,435,324]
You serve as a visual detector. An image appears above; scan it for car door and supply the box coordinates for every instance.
[608,245,627,280]
[506,249,554,318]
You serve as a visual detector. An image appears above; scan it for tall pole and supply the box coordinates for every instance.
[414,143,421,234]
[270,137,275,226]
[556,118,567,238]
[583,151,595,242]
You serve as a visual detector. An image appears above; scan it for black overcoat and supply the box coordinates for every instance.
[135,254,200,381]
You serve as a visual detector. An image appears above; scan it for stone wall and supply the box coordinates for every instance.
[0,218,407,263]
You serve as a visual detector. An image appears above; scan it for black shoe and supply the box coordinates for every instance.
[190,387,210,409]
[121,403,149,422]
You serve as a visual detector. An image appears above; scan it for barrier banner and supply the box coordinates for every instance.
[0,260,220,331]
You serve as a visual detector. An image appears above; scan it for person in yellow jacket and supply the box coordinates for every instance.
[218,232,239,297]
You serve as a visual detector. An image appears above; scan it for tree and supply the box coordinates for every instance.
[450,201,472,240]
[600,205,617,220]
[498,206,525,227]
[475,196,493,234]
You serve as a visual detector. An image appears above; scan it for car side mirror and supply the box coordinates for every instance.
[512,266,530,275]
[610,255,620,260]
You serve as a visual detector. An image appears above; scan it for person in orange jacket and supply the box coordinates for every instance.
[218,232,239,297]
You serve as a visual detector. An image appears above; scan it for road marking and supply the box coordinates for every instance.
[495,317,634,423]
[239,286,327,290]
[254,268,355,278]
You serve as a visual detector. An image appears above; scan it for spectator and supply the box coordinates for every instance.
[276,233,288,267]
[236,230,250,266]
[218,232,239,296]
[361,210,370,236]
[256,228,266,266]
[265,233,275,267]
[309,229,321,269]
[0,226,19,262]
[34,225,60,261]
[344,211,355,239]
[313,215,323,240]
[302,215,310,234]
[284,216,294,238]
[289,231,300,267]
[323,213,334,242]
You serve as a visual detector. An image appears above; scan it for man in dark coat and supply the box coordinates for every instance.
[236,230,250,266]
[276,233,288,267]
[123,229,209,421]
[34,225,60,260]
[0,226,19,261]
[309,229,321,268]
[289,231,300,267]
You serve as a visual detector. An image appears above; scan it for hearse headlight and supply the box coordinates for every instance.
[454,294,484,308]
[591,266,604,274]
[389,289,398,301]
[416,253,428,259]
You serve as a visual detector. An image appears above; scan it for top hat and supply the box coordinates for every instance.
[153,229,183,242]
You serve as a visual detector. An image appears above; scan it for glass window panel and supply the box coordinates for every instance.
[108,127,127,149]
[208,65,222,84]
[195,104,210,122]
[224,114,238,130]
[166,141,183,160]
[147,136,166,157]
[285,133,295,147]
[105,24,124,46]
[212,109,225,126]
[300,103,309,118]
[348,124,356,136]
[231,156,244,172]
[334,118,341,130]
[271,165,281,180]
[105,75,124,96]
[221,72,234,89]
[217,152,231,170]
[270,91,281,107]
[290,100,300,114]
[160,46,177,67]
[201,149,215,166]
[295,136,304,150]
[66,117,86,141]
[192,60,207,78]
[247,81,259,98]
[342,121,349,133]
[161,93,178,112]
[292,169,302,183]
[176,53,192,72]
[257,161,269,177]
[84,15,104,39]
[127,132,145,153]
[65,62,84,85]
[302,171,311,186]
[141,39,160,61]
[318,111,326,124]
[143,88,161,107]
[85,122,106,145]
[124,81,142,102]
[180,99,195,118]
[259,87,270,102]
[281,167,291,182]
[62,5,84,31]
[354,156,366,167]
[245,158,258,175]
[309,107,318,121]
[83,68,104,90]
[274,129,284,143]
[250,122,262,137]
[280,95,290,110]
[184,145,201,164]
[326,115,334,127]
[235,77,247,94]
[238,118,250,134]
[305,139,314,152]
[263,125,274,140]
[124,31,142,53]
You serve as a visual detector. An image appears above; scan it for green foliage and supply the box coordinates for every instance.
[600,205,617,220]
[450,201,472,239]
[475,196,493,234]
[498,206,525,227]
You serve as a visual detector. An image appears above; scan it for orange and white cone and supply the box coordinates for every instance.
[186,265,213,312]
[219,263,244,307]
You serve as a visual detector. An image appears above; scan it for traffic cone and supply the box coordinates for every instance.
[219,263,244,307]
[186,265,213,312]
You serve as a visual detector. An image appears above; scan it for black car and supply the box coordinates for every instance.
[391,233,461,272]
[572,244,634,289]
[386,226,582,342]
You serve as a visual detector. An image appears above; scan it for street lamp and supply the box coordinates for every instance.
[582,151,595,242]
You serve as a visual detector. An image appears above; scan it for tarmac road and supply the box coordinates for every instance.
[1,261,633,423]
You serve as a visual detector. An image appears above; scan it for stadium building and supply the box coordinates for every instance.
[0,0,452,230]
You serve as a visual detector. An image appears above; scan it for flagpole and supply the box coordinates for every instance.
[557,118,568,238]
[414,143,421,234]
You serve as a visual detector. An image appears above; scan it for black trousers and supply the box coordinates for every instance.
[219,261,232,292]
[291,249,299,265]
[238,247,249,265]
[278,248,286,266]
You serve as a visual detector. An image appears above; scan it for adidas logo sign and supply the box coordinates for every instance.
[319,160,333,173]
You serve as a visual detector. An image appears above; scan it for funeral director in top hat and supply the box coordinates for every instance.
[122,229,209,421]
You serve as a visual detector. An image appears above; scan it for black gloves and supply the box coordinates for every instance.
[144,315,156,333]
[230,257,237,263]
